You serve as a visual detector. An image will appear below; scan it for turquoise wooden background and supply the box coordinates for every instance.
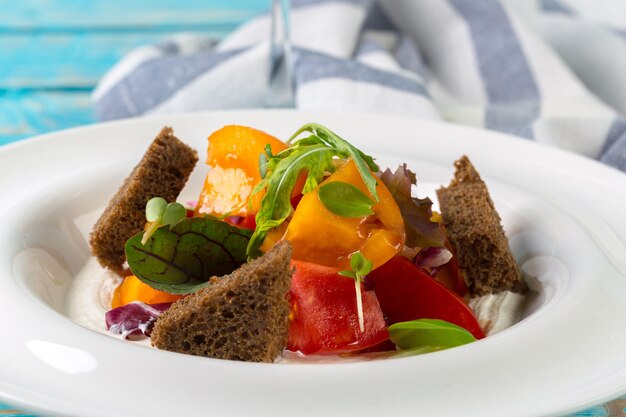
[0,2,625,416]
[0,0,268,146]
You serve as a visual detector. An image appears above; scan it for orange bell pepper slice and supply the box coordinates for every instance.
[111,275,183,309]
[195,125,288,217]
[264,160,406,270]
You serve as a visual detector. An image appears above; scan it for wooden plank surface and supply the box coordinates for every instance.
[0,0,266,30]
[0,0,267,144]
[1,31,233,88]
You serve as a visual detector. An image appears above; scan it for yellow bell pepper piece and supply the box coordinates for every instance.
[195,125,288,217]
[265,160,406,270]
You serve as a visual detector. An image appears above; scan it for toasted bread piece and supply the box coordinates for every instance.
[90,127,198,275]
[151,242,293,363]
[436,156,526,296]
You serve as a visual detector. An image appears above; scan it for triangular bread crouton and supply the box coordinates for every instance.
[151,242,293,363]
[90,127,198,276]
[436,156,527,297]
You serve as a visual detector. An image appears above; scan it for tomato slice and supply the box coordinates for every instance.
[367,256,485,339]
[288,260,389,355]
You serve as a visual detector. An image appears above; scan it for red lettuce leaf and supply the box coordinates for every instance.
[105,302,171,339]
[380,164,446,248]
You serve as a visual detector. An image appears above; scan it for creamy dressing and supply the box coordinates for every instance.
[65,258,153,347]
[469,291,527,336]
[65,258,121,334]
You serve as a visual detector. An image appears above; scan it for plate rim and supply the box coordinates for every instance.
[1,109,626,417]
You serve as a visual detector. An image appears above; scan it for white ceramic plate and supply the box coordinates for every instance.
[1,110,626,417]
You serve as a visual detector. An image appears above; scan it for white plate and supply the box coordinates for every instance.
[1,110,626,417]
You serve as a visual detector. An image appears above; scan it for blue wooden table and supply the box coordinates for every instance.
[0,2,624,417]
[0,0,267,146]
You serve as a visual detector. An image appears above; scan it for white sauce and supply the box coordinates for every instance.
[469,291,526,336]
[65,258,153,347]
[65,258,121,334]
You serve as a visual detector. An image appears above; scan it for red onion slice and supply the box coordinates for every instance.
[105,302,171,339]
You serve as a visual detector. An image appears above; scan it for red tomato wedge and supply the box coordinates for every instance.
[367,256,485,339]
[288,260,389,355]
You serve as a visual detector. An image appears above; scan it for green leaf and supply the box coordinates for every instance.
[338,270,357,279]
[318,181,375,218]
[389,319,476,351]
[145,197,167,222]
[349,251,373,277]
[259,152,268,179]
[126,217,252,294]
[288,123,379,199]
[162,202,187,227]
[247,123,379,258]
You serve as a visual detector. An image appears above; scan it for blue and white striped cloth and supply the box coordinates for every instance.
[93,0,626,172]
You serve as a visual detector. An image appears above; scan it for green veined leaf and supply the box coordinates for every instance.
[318,181,375,218]
[126,217,252,294]
[389,319,476,351]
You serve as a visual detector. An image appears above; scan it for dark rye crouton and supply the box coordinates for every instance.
[90,127,198,275]
[436,156,526,297]
[151,242,293,363]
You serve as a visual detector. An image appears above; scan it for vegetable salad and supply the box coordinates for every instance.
[106,123,485,358]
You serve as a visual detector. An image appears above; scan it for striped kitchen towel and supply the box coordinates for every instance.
[93,0,626,172]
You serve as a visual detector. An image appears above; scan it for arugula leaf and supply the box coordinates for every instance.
[288,123,379,197]
[247,123,379,257]
[318,181,375,218]
[389,319,476,351]
[126,217,252,294]
[380,164,445,248]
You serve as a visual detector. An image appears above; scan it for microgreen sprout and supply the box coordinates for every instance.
[339,251,373,333]
[141,197,187,245]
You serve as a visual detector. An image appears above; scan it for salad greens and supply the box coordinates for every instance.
[141,197,187,245]
[126,216,252,294]
[380,164,445,249]
[339,251,374,332]
[389,318,476,353]
[248,123,379,258]
[318,181,375,218]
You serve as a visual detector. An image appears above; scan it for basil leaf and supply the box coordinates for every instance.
[126,217,252,294]
[318,181,375,218]
[389,319,476,351]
